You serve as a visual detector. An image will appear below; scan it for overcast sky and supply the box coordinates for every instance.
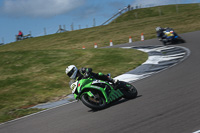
[0,0,199,44]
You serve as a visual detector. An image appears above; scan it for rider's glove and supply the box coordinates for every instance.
[113,78,119,84]
[83,72,90,78]
[109,78,119,84]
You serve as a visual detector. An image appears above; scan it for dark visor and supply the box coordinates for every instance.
[67,67,75,77]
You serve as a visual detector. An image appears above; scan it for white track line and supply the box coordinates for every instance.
[193,130,200,133]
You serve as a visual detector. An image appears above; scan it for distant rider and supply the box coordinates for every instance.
[17,30,23,40]
[156,27,166,40]
[156,27,178,40]
[65,65,118,84]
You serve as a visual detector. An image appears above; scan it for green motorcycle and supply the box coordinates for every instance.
[69,75,138,110]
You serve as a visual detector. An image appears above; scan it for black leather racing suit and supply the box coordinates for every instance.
[75,67,112,82]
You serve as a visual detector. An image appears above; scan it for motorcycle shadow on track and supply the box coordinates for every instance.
[88,95,142,112]
[163,40,186,46]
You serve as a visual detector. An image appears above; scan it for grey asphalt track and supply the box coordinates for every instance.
[0,31,200,133]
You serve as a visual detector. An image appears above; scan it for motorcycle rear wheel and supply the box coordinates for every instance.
[81,92,107,110]
[120,82,138,99]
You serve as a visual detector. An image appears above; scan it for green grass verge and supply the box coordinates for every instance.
[0,49,147,123]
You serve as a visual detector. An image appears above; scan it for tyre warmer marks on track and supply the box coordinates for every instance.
[32,45,190,109]
[115,45,190,83]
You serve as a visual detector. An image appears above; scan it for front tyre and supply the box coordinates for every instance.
[81,92,107,110]
[162,41,167,45]
[179,38,185,43]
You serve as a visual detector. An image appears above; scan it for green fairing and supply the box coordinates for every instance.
[75,77,123,103]
[71,75,138,110]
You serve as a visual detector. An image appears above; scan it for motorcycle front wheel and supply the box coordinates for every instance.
[81,92,107,110]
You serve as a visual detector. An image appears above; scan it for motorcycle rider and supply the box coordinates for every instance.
[156,27,178,40]
[156,27,166,40]
[65,65,118,84]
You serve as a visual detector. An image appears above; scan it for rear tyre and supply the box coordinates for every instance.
[120,82,138,99]
[81,91,107,110]
[176,37,185,43]
[179,38,185,43]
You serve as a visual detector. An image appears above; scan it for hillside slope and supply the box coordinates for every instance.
[0,3,200,51]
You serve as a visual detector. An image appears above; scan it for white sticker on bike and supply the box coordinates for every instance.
[92,80,106,84]
[71,81,78,94]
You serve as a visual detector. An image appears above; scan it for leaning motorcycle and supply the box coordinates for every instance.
[161,30,185,45]
[69,75,138,110]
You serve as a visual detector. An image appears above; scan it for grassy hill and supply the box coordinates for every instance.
[0,4,199,51]
[0,3,200,123]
